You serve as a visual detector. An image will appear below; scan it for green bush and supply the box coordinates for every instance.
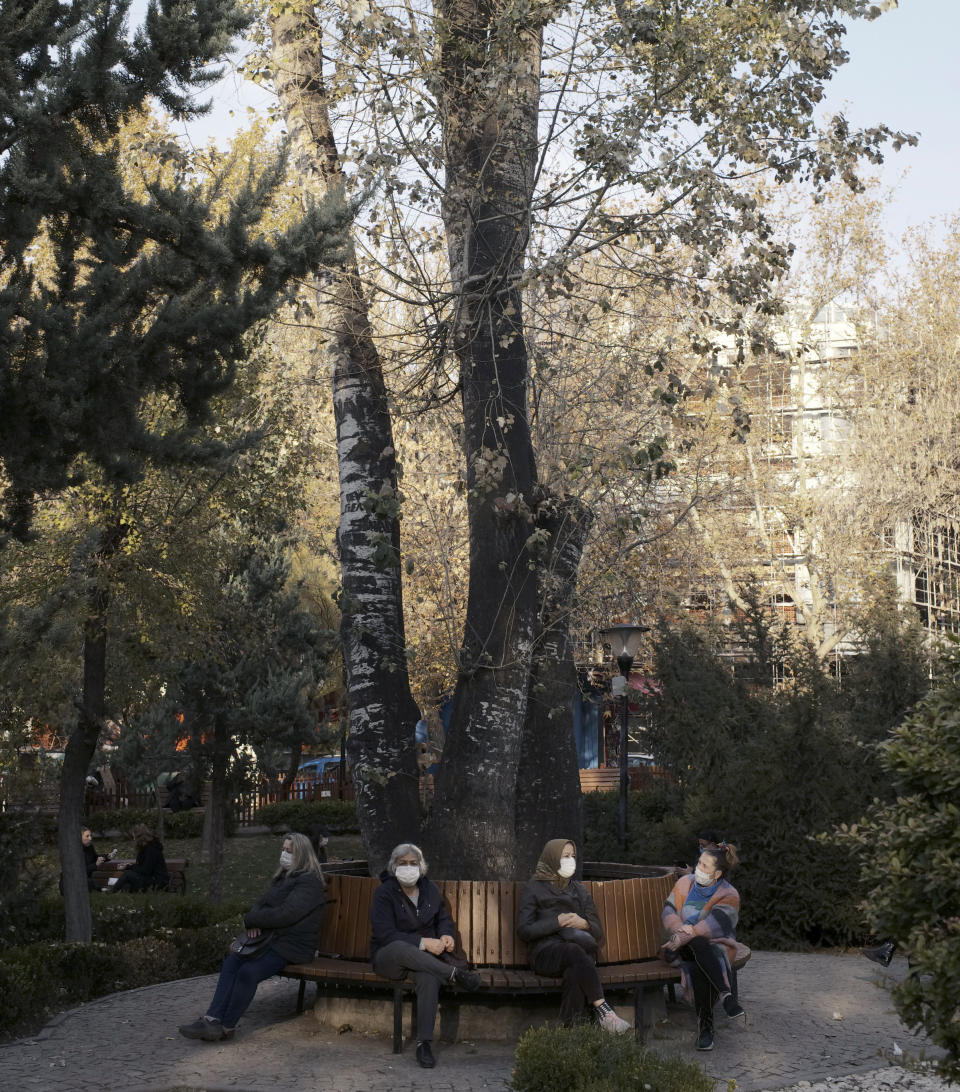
[582,785,689,869]
[161,810,207,838]
[0,917,239,1040]
[84,807,158,837]
[511,1024,713,1092]
[85,807,234,839]
[0,890,246,948]
[832,637,960,1082]
[255,798,359,834]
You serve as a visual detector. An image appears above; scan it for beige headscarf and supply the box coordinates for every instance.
[532,838,577,888]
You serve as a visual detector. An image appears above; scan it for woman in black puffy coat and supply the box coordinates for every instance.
[179,833,325,1042]
[517,838,631,1032]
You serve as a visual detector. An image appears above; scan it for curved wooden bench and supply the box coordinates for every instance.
[280,869,689,1050]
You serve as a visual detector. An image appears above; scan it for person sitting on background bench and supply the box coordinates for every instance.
[517,838,631,1034]
[112,824,169,893]
[661,842,745,1052]
[370,842,483,1069]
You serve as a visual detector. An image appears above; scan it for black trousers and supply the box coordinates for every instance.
[530,940,603,1025]
[676,936,729,1018]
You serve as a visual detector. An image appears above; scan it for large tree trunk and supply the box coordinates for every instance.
[425,0,546,878]
[270,3,421,871]
[58,524,123,942]
[202,715,229,902]
[514,498,591,877]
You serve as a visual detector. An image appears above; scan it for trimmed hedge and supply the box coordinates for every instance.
[85,807,232,839]
[511,1024,713,1092]
[0,891,247,947]
[0,919,238,1040]
[255,798,359,834]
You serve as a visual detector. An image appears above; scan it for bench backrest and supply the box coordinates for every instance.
[317,871,675,968]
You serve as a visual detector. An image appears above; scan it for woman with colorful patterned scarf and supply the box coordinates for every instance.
[661,842,746,1051]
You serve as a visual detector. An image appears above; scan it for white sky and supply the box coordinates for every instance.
[170,0,957,245]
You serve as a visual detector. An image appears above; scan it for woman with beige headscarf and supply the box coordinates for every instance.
[516,838,630,1032]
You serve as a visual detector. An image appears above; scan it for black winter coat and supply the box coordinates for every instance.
[244,871,326,964]
[129,838,169,888]
[516,879,604,967]
[369,872,455,960]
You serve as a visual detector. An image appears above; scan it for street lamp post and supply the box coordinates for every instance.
[600,622,649,850]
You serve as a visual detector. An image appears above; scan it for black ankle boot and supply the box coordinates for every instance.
[696,1011,714,1051]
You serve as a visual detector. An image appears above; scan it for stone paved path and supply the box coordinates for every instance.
[0,951,947,1091]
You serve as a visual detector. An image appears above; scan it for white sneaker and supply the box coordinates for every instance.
[597,1007,632,1034]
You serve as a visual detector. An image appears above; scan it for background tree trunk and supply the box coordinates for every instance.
[58,523,124,942]
[202,716,228,903]
[514,498,591,877]
[270,2,421,871]
[425,0,546,878]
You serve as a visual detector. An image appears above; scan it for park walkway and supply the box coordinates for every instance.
[0,951,947,1092]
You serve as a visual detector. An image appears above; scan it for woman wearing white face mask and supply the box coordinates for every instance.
[179,833,325,1042]
[370,842,483,1069]
[516,839,630,1033]
[661,842,743,1052]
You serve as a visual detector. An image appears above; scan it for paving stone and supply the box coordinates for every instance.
[0,951,951,1092]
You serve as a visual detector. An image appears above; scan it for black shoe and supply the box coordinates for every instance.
[722,994,745,1020]
[416,1041,436,1068]
[696,1012,714,1051]
[179,1017,224,1042]
[862,940,896,967]
[452,967,483,991]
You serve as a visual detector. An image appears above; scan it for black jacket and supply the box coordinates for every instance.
[244,871,326,964]
[130,839,169,888]
[516,879,604,966]
[83,843,99,878]
[369,872,455,961]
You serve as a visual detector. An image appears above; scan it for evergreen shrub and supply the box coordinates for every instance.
[832,638,960,1081]
[0,918,238,1040]
[0,891,245,947]
[84,807,233,839]
[511,1024,712,1092]
[255,799,359,834]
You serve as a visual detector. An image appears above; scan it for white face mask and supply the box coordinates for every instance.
[395,864,421,887]
[279,850,294,870]
[694,868,715,887]
[558,857,576,879]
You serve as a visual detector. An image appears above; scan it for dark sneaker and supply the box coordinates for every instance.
[696,1024,714,1051]
[722,994,746,1020]
[178,1017,224,1042]
[416,1041,436,1068]
[452,967,483,991]
[862,941,896,967]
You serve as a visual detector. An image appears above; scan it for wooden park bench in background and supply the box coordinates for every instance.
[90,857,189,895]
[578,768,619,793]
[279,864,721,1052]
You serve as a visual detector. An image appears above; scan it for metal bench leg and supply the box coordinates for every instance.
[667,982,677,1004]
[296,978,306,1014]
[393,988,403,1054]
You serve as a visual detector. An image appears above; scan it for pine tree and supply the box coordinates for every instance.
[0,3,346,938]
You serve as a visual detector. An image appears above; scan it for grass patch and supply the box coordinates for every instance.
[34,832,367,903]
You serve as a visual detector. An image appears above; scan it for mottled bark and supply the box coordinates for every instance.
[270,4,420,871]
[58,524,124,942]
[514,498,591,878]
[425,0,546,878]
